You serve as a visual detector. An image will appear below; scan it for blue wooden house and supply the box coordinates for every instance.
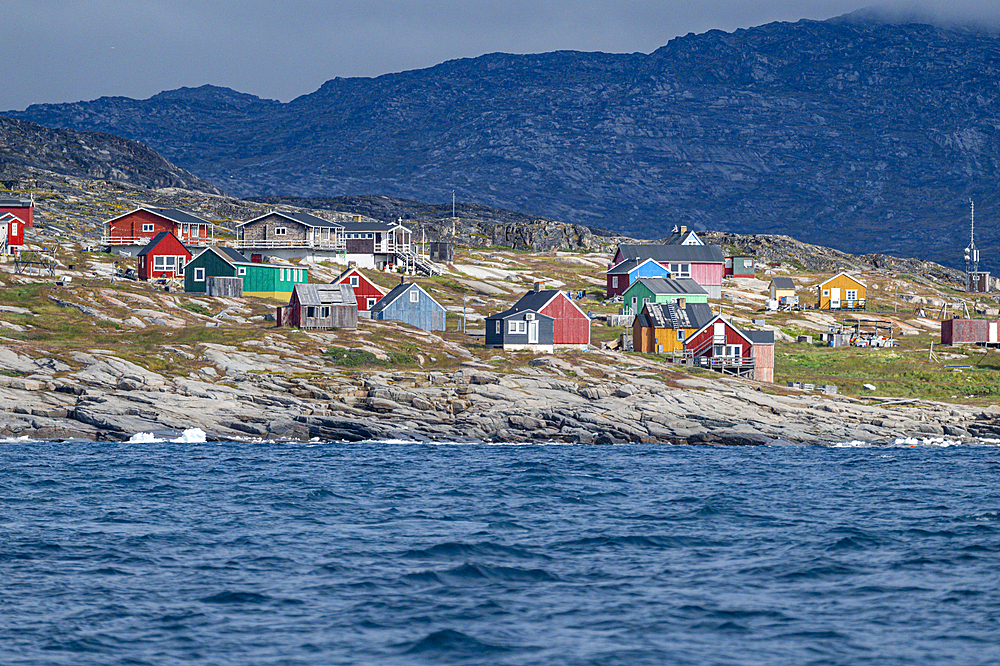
[369,280,447,331]
[485,307,555,352]
[606,257,671,299]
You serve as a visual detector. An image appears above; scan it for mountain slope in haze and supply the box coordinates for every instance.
[9,11,1000,272]
[0,116,226,196]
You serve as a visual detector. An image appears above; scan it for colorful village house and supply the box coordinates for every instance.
[606,257,671,299]
[663,225,703,245]
[633,300,715,355]
[333,266,387,312]
[136,231,192,280]
[184,246,307,299]
[0,197,32,253]
[102,207,214,254]
[681,314,759,379]
[816,272,867,310]
[769,277,797,303]
[622,277,709,315]
[745,330,776,382]
[611,244,726,299]
[485,306,555,352]
[725,255,756,278]
[498,285,592,348]
[369,280,447,331]
[279,283,358,330]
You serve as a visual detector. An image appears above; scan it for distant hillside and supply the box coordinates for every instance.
[0,116,224,196]
[9,11,1000,271]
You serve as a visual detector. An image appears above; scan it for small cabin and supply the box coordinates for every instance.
[725,256,755,278]
[281,283,358,330]
[817,273,867,310]
[137,231,192,280]
[502,287,591,348]
[769,278,797,302]
[333,266,386,312]
[184,246,307,299]
[369,281,446,331]
[485,308,555,352]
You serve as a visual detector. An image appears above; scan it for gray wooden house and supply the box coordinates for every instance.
[369,281,446,331]
[279,283,358,330]
[485,307,555,352]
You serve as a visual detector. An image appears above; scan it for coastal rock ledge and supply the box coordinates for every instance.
[2,347,999,446]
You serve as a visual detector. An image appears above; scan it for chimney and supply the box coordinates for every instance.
[400,275,406,285]
[680,225,687,234]
[678,298,687,308]
[533,281,543,292]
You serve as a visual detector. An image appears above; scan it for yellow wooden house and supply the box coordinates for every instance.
[817,272,867,310]
[632,300,715,354]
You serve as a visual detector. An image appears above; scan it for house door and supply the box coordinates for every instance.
[251,254,263,263]
[990,322,998,344]
[528,320,539,344]
[830,288,841,308]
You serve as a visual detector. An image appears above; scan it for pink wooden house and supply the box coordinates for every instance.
[611,244,725,298]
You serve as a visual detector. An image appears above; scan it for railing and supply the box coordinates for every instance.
[102,235,214,246]
[231,238,347,251]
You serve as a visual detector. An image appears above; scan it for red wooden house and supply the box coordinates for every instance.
[333,266,387,312]
[0,197,33,252]
[103,207,213,250]
[137,231,193,280]
[507,285,591,348]
[683,315,757,378]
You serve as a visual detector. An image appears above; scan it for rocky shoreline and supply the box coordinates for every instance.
[3,344,999,447]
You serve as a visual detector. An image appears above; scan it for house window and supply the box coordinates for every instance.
[367,298,376,309]
[670,263,691,278]
[743,259,753,268]
[612,276,618,289]
[677,329,685,341]
[153,255,177,271]
[495,320,501,334]
[507,320,527,334]
[194,267,205,282]
[11,222,17,235]
[726,345,741,358]
[846,290,857,301]
[274,227,287,236]
[631,296,637,310]
[306,306,316,318]
[350,276,359,287]
[320,306,330,318]
[142,223,155,233]
[822,289,830,297]
[409,289,419,303]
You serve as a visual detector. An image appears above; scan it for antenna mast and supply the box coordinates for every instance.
[965,199,982,292]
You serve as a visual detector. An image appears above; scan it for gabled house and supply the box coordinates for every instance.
[333,266,387,312]
[0,197,32,253]
[485,308,555,352]
[103,207,214,251]
[606,257,671,299]
[236,210,343,260]
[769,277,797,302]
[745,330,776,383]
[137,231,192,280]
[184,246,308,299]
[664,226,703,245]
[725,255,755,278]
[498,287,591,348]
[611,244,726,299]
[369,281,446,331]
[633,301,715,355]
[682,315,758,379]
[817,273,867,310]
[622,277,709,315]
[280,283,358,330]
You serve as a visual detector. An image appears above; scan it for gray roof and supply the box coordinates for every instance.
[241,210,342,228]
[292,283,356,307]
[664,230,702,245]
[0,198,32,207]
[370,281,442,314]
[771,277,796,290]
[214,246,251,264]
[617,244,725,264]
[487,307,554,322]
[745,330,775,345]
[340,219,405,233]
[137,231,189,257]
[631,277,708,296]
[497,289,569,317]
[641,302,716,331]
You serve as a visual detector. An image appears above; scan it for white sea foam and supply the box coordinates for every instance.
[171,428,207,443]
[128,432,161,443]
[0,435,38,444]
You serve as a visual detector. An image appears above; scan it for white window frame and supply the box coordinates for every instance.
[367,298,376,309]
[142,223,155,233]
[726,344,741,358]
[677,329,685,341]
[743,259,753,268]
[273,226,287,236]
[10,222,17,236]
[237,266,247,276]
[320,306,330,318]
[612,276,618,289]
[846,289,858,301]
[495,320,501,334]
[350,275,359,287]
[409,289,419,303]
[823,289,830,297]
[194,267,205,282]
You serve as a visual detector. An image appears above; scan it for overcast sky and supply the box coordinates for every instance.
[3,0,999,111]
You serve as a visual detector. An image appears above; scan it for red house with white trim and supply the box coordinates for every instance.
[683,315,757,378]
[333,266,387,312]
[507,286,591,347]
[0,197,33,253]
[103,207,214,252]
[137,231,193,280]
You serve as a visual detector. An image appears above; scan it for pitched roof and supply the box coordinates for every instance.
[137,231,190,257]
[292,283,356,307]
[607,256,669,276]
[486,307,554,322]
[617,244,725,263]
[818,272,867,289]
[0,198,32,207]
[744,330,775,345]
[369,281,442,314]
[642,302,716,331]
[504,289,589,320]
[687,314,755,346]
[770,277,796,290]
[107,206,210,227]
[239,210,343,229]
[340,219,406,233]
[629,277,708,296]
[664,229,703,245]
[333,267,387,293]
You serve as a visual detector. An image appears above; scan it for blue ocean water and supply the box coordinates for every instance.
[2,440,999,666]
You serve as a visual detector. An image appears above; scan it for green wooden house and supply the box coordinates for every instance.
[184,246,307,299]
[622,277,709,315]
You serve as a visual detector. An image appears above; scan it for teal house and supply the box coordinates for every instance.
[184,246,307,299]
[622,277,709,315]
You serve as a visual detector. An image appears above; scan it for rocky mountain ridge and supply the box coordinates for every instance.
[7,12,1000,272]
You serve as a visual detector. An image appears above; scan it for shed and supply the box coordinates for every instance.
[817,273,867,310]
[941,318,996,345]
[370,281,446,331]
[725,256,755,278]
[136,231,192,280]
[485,308,555,352]
[282,283,358,330]
[769,277,797,302]
[745,330,776,383]
[429,242,454,263]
